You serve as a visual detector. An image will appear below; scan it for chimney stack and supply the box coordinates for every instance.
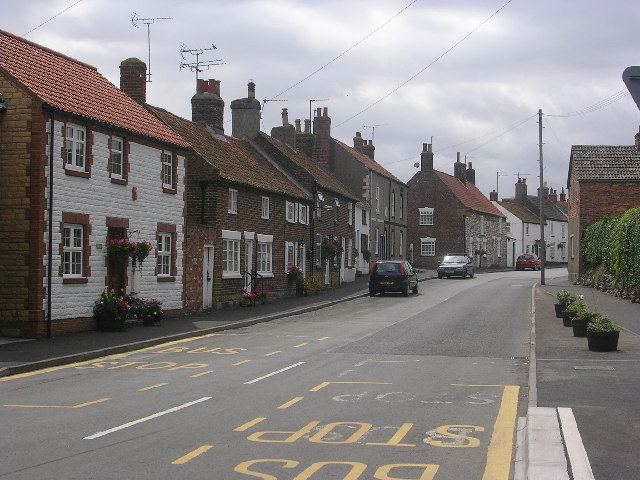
[353,132,365,152]
[192,78,225,134]
[465,161,476,185]
[295,119,301,133]
[549,188,558,203]
[362,139,375,160]
[120,58,147,104]
[271,107,296,147]
[281,108,290,126]
[311,107,331,170]
[454,152,466,183]
[515,177,528,203]
[230,81,262,140]
[489,190,498,201]
[420,143,434,171]
[559,187,567,202]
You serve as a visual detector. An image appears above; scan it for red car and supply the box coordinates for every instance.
[516,254,541,271]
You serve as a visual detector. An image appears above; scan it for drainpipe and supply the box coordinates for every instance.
[47,111,54,338]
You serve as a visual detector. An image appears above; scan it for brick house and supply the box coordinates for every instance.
[567,128,640,282]
[146,80,312,310]
[260,110,360,285]
[407,144,507,268]
[0,31,189,338]
[492,178,568,266]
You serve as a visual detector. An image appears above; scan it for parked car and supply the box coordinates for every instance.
[516,253,541,271]
[437,254,475,279]
[369,260,419,297]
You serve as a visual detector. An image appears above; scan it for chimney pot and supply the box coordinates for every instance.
[295,119,301,133]
[423,143,429,152]
[281,108,289,126]
[304,119,311,134]
[248,81,256,98]
[420,142,434,172]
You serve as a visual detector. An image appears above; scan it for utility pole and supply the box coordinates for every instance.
[496,171,507,198]
[538,109,546,285]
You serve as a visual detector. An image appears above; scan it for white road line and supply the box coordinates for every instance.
[558,407,595,480]
[84,397,212,440]
[244,362,305,384]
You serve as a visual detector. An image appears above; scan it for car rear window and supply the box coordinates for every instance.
[377,263,401,273]
[443,256,467,263]
[519,255,534,260]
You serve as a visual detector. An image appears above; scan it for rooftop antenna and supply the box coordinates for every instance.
[362,124,387,144]
[131,12,172,82]
[179,43,225,81]
[309,98,329,128]
[261,98,288,130]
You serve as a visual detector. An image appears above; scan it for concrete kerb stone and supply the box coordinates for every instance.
[0,291,370,378]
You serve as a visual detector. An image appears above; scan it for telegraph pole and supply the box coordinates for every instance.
[538,109,546,285]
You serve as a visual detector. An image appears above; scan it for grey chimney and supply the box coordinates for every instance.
[230,81,261,140]
[191,79,224,134]
[420,143,434,171]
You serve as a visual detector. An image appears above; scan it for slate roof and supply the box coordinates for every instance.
[256,133,359,202]
[149,107,310,200]
[0,29,188,148]
[332,139,406,185]
[434,171,505,218]
[569,145,640,183]
[498,201,542,224]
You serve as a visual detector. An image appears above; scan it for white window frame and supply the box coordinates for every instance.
[261,196,270,219]
[257,241,273,276]
[399,231,404,258]
[298,204,308,225]
[222,230,242,278]
[65,124,86,171]
[157,233,172,277]
[391,192,396,218]
[285,242,296,271]
[420,237,436,256]
[162,152,173,188]
[419,207,434,226]
[348,203,353,226]
[228,188,238,214]
[63,224,83,277]
[286,200,296,223]
[110,136,123,178]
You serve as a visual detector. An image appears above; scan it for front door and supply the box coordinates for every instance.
[244,241,253,293]
[106,227,127,294]
[203,246,214,309]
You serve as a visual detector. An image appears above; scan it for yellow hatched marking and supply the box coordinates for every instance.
[265,351,282,357]
[293,343,308,348]
[138,383,168,391]
[277,397,304,409]
[318,337,330,340]
[233,360,252,366]
[234,417,267,432]
[171,445,214,465]
[190,370,214,378]
[310,381,392,392]
[4,398,110,409]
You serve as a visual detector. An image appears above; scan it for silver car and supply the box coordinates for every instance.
[437,254,475,279]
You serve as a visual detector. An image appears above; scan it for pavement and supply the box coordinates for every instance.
[2,268,639,479]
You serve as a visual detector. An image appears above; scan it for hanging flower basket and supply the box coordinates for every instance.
[107,239,153,270]
[321,239,343,260]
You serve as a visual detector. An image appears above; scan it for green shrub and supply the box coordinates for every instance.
[613,208,640,289]
[556,290,579,309]
[586,313,620,333]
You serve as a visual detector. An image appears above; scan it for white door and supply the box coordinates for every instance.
[244,241,253,292]
[203,246,214,309]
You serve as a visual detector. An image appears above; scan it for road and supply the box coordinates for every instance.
[0,271,541,479]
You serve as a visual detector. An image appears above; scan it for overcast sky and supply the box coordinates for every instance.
[5,0,639,197]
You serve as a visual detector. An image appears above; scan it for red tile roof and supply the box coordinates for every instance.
[332,139,405,185]
[149,107,310,199]
[435,171,505,217]
[0,29,188,148]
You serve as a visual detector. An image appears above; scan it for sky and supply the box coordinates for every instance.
[4,0,640,198]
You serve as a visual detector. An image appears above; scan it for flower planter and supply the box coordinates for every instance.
[571,319,589,337]
[587,331,619,352]
[95,312,126,332]
[561,310,575,327]
[554,303,563,318]
[142,315,162,326]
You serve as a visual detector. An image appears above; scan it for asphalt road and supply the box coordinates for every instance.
[1,271,535,480]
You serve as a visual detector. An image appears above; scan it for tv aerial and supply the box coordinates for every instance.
[362,123,387,143]
[131,12,172,82]
[179,43,226,81]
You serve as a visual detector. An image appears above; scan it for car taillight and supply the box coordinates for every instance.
[399,263,406,277]
[370,264,378,275]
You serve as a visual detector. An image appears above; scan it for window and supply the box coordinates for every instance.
[375,186,380,214]
[157,233,172,277]
[391,192,396,218]
[562,223,566,238]
[162,152,173,188]
[362,209,367,225]
[286,201,296,222]
[222,234,241,277]
[348,238,353,266]
[316,192,324,219]
[505,222,511,234]
[315,233,323,266]
[285,242,296,270]
[65,124,86,171]
[298,204,308,225]
[399,231,404,258]
[375,228,380,255]
[419,208,434,225]
[348,203,353,226]
[525,224,530,235]
[228,189,238,214]
[110,136,123,178]
[390,231,396,258]
[420,238,436,256]
[400,194,404,219]
[360,233,368,254]
[63,224,83,276]
[261,196,270,219]
[257,241,272,275]
[334,205,339,224]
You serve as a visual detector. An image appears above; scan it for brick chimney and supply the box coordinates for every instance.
[515,178,528,203]
[420,143,434,171]
[295,119,314,157]
[119,58,147,104]
[465,162,476,185]
[362,139,375,160]
[489,190,498,201]
[192,79,225,134]
[312,107,331,170]
[230,81,261,140]
[549,188,558,203]
[454,152,466,183]
[559,187,567,202]
[353,132,365,153]
[271,108,296,147]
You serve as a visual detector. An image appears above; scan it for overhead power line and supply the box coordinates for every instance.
[547,89,630,117]
[334,0,515,128]
[267,0,419,101]
[22,0,84,37]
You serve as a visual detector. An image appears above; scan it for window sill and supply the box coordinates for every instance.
[222,273,242,280]
[157,276,176,282]
[162,187,177,194]
[63,277,88,284]
[257,272,274,278]
[110,177,127,185]
[65,168,90,178]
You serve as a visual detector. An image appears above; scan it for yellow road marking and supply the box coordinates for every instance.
[234,417,267,432]
[293,343,308,348]
[265,351,282,356]
[318,337,330,340]
[277,397,304,409]
[4,398,110,409]
[190,370,214,378]
[233,360,251,366]
[138,383,168,391]
[310,381,392,392]
[171,445,214,465]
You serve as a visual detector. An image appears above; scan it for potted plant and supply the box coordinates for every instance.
[287,265,303,284]
[128,296,163,326]
[555,290,577,318]
[586,313,621,352]
[571,302,598,337]
[362,249,372,263]
[254,289,270,304]
[562,296,585,327]
[93,289,129,331]
[302,276,321,296]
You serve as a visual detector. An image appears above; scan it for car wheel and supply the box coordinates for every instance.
[438,273,443,279]
[412,283,418,294]
[402,284,409,297]
[369,288,376,296]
